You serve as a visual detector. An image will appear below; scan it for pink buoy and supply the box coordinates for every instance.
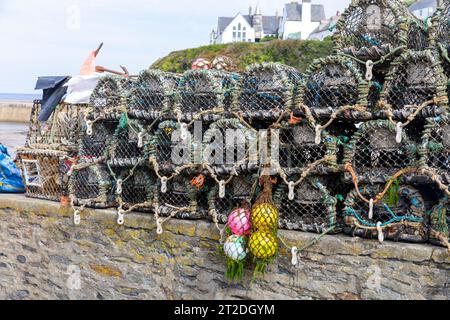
[227,208,251,236]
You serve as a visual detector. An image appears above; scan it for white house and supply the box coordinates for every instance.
[211,6,280,44]
[279,0,326,40]
[408,0,439,20]
[308,12,341,41]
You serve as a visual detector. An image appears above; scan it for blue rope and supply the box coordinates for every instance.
[344,206,424,228]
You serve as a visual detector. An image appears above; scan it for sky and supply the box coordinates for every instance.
[0,0,351,93]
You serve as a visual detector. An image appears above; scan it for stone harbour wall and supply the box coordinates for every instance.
[0,194,448,300]
[0,103,32,123]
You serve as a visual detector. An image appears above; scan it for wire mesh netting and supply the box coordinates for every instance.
[239,62,303,120]
[17,149,68,202]
[343,183,428,242]
[26,100,87,153]
[69,162,115,208]
[277,121,337,175]
[333,0,428,63]
[430,198,449,247]
[155,174,206,219]
[379,50,448,116]
[422,114,450,187]
[176,69,240,120]
[430,1,450,75]
[79,120,118,159]
[298,56,369,115]
[127,70,180,120]
[343,120,419,183]
[203,118,258,175]
[107,118,146,167]
[89,75,134,119]
[274,177,339,233]
[113,166,156,212]
[208,174,258,223]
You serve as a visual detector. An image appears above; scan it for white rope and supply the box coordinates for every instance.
[315,124,322,145]
[291,247,299,266]
[376,222,384,243]
[368,198,374,220]
[396,122,403,144]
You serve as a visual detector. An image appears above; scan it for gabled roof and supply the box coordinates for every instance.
[217,14,280,34]
[409,0,438,11]
[284,2,326,22]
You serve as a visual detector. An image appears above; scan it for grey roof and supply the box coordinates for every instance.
[262,16,281,34]
[409,0,438,11]
[217,14,279,34]
[284,2,325,22]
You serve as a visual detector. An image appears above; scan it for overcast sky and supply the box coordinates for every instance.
[0,0,351,93]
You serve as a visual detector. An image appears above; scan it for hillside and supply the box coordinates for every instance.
[150,39,334,73]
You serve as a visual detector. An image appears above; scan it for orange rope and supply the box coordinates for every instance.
[289,112,302,125]
[191,174,205,190]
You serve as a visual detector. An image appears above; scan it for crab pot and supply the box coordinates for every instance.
[208,174,258,223]
[202,118,258,176]
[177,70,240,120]
[430,1,450,75]
[114,167,156,212]
[379,50,448,118]
[69,162,115,209]
[422,114,450,186]
[108,119,146,167]
[155,175,205,220]
[79,120,118,159]
[343,120,419,184]
[278,121,338,175]
[17,149,68,202]
[343,183,428,243]
[430,198,450,248]
[299,56,370,116]
[239,63,303,120]
[333,0,428,66]
[127,70,179,120]
[25,100,87,154]
[89,75,134,119]
[147,120,196,175]
[274,177,339,234]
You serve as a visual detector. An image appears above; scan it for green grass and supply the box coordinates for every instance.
[150,38,334,73]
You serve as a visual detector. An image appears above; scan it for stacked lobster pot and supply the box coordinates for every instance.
[68,75,134,217]
[17,99,87,202]
[329,0,449,243]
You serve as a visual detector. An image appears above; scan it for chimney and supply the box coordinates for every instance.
[249,6,253,16]
[302,0,312,23]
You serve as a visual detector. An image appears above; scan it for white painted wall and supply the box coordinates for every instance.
[220,14,255,44]
[411,6,435,20]
[281,20,320,40]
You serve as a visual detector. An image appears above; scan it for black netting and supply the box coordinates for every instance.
[177,70,240,119]
[108,119,146,167]
[430,198,449,247]
[239,63,302,119]
[380,50,448,113]
[300,56,367,114]
[114,167,155,212]
[79,120,118,159]
[432,1,450,74]
[343,183,428,243]
[127,70,179,120]
[343,120,418,182]
[274,177,338,233]
[334,0,427,62]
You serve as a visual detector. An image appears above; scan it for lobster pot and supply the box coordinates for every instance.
[202,118,258,176]
[333,0,428,66]
[422,115,450,186]
[299,56,370,115]
[239,63,303,120]
[17,149,68,202]
[127,70,179,120]
[208,174,258,223]
[108,119,146,167]
[430,198,449,248]
[278,121,337,175]
[114,167,156,212]
[26,100,87,153]
[89,75,133,119]
[379,50,448,118]
[147,120,195,174]
[79,120,118,159]
[274,177,338,234]
[177,70,240,120]
[430,1,450,75]
[343,120,419,183]
[343,184,428,243]
[155,175,206,220]
[69,163,115,208]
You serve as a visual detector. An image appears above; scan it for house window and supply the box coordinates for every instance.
[238,23,241,30]
[243,32,246,39]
